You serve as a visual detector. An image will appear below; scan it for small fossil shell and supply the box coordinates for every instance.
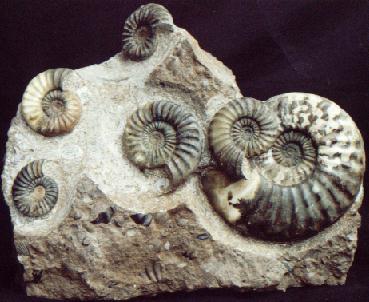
[145,261,162,282]
[130,213,153,227]
[204,93,365,241]
[123,100,203,186]
[21,68,82,136]
[209,97,280,178]
[196,232,211,241]
[15,241,30,256]
[12,160,58,218]
[122,3,173,61]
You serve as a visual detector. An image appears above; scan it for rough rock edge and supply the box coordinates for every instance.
[1,15,363,301]
[17,176,362,300]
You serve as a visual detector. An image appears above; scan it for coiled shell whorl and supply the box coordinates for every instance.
[12,160,58,218]
[21,68,82,137]
[204,93,365,241]
[122,3,173,61]
[123,100,203,186]
[245,93,365,240]
[209,97,280,179]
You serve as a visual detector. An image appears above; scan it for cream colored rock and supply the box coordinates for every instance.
[1,4,364,301]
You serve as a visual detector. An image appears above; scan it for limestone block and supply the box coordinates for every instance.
[1,3,365,301]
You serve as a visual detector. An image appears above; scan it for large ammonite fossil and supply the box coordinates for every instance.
[21,68,82,137]
[122,3,173,61]
[123,100,203,186]
[12,160,59,218]
[204,93,365,241]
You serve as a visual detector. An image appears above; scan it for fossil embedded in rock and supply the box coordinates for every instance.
[2,3,366,298]
[123,100,203,186]
[15,241,30,256]
[204,93,365,240]
[130,213,153,226]
[122,3,173,61]
[21,68,82,137]
[12,160,58,218]
[209,97,280,179]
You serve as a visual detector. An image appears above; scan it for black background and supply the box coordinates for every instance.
[0,0,368,301]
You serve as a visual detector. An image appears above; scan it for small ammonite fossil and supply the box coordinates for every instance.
[123,100,203,186]
[12,160,58,218]
[21,68,82,137]
[204,93,365,241]
[209,97,281,179]
[122,3,173,61]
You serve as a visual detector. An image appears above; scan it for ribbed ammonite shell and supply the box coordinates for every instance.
[12,160,59,218]
[205,93,365,241]
[123,100,203,186]
[21,68,82,137]
[122,3,173,61]
[209,97,281,178]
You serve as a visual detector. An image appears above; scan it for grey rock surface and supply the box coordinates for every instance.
[1,17,364,301]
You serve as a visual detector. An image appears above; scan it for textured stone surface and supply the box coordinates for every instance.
[1,19,364,301]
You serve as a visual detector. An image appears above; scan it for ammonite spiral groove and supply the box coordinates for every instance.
[205,93,365,241]
[209,97,280,179]
[123,100,203,186]
[255,130,317,187]
[12,160,59,218]
[21,68,82,137]
[122,3,173,61]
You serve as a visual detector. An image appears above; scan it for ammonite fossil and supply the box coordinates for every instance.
[209,97,280,179]
[12,160,59,218]
[122,3,173,61]
[123,100,203,186]
[21,68,82,136]
[204,93,365,241]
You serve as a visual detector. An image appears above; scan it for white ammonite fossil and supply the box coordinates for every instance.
[123,100,204,186]
[122,3,173,61]
[209,97,281,178]
[12,160,58,218]
[204,93,365,241]
[21,68,82,136]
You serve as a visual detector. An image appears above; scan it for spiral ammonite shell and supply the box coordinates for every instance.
[122,3,173,61]
[205,93,365,241]
[123,100,203,186]
[12,160,59,218]
[209,97,281,178]
[21,68,82,137]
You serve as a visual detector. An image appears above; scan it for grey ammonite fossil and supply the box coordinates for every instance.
[123,100,203,186]
[122,3,173,61]
[209,97,281,179]
[205,93,365,241]
[12,160,59,218]
[21,68,82,137]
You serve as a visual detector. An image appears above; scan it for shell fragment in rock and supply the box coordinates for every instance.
[12,160,59,218]
[209,97,280,179]
[122,3,173,61]
[123,100,203,186]
[204,93,365,241]
[21,68,82,137]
